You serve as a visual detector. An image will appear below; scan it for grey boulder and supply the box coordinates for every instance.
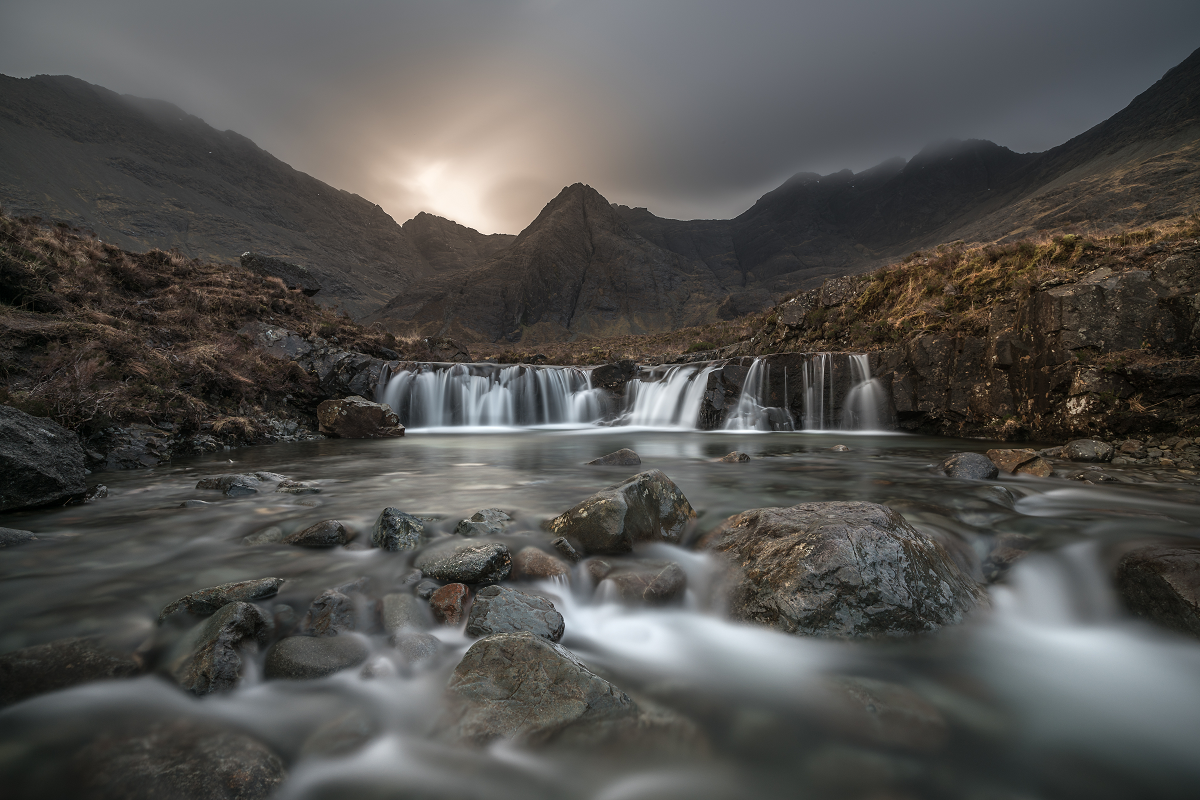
[466,586,565,642]
[299,589,357,637]
[381,593,430,637]
[546,469,696,555]
[1115,543,1200,639]
[453,508,513,537]
[372,507,429,551]
[0,527,36,547]
[938,452,999,480]
[163,602,272,695]
[587,448,642,466]
[158,577,284,621]
[264,635,371,680]
[283,519,350,547]
[0,404,88,512]
[1064,439,1115,463]
[414,540,511,584]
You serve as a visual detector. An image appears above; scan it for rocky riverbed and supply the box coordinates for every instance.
[2,429,1200,799]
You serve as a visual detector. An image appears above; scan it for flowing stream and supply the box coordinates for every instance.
[2,414,1200,796]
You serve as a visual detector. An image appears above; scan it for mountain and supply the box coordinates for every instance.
[0,74,430,317]
[366,184,726,342]
[401,212,516,273]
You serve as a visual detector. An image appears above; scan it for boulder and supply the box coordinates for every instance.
[719,451,751,462]
[68,719,285,800]
[316,396,405,439]
[263,635,370,680]
[1064,439,1115,463]
[430,584,469,626]
[702,501,987,638]
[1115,543,1200,639]
[0,637,141,706]
[465,586,565,642]
[372,508,429,551]
[600,560,687,606]
[982,533,1035,583]
[415,541,512,584]
[242,527,284,546]
[163,602,272,695]
[938,452,998,480]
[394,632,441,665]
[158,578,284,621]
[512,547,570,581]
[0,404,88,511]
[241,251,321,295]
[453,508,513,537]
[381,593,430,636]
[587,449,642,466]
[434,632,639,747]
[283,519,350,547]
[275,479,319,494]
[589,361,638,391]
[985,449,1054,478]
[546,469,696,555]
[299,590,356,637]
[0,527,36,547]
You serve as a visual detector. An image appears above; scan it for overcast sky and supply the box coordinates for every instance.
[2,1,1198,234]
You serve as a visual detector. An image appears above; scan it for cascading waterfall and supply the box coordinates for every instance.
[843,354,887,431]
[722,359,794,431]
[622,364,718,428]
[801,353,835,430]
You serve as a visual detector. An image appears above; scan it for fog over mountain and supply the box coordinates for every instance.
[2,1,1198,233]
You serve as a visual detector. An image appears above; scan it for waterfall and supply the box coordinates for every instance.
[722,359,794,431]
[801,353,835,430]
[843,354,887,431]
[622,364,717,428]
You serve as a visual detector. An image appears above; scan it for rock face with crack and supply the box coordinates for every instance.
[546,469,695,555]
[702,501,987,638]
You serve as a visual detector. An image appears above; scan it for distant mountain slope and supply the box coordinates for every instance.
[367,184,726,342]
[401,212,516,274]
[0,74,429,317]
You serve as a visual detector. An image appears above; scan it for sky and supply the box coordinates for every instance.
[2,1,1198,234]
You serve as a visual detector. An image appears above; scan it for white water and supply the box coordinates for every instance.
[843,354,887,431]
[622,364,718,428]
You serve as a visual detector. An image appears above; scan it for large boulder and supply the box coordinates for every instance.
[316,396,405,439]
[0,637,141,707]
[1115,543,1200,639]
[465,586,565,642]
[546,469,696,555]
[241,251,321,296]
[372,508,429,551]
[0,405,88,511]
[162,602,272,695]
[414,540,512,584]
[702,501,987,639]
[158,578,284,621]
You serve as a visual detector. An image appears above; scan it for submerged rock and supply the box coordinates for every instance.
[381,592,430,636]
[453,508,513,537]
[816,676,949,755]
[163,602,272,695]
[0,527,36,547]
[394,632,441,665]
[512,546,571,581]
[275,479,320,494]
[938,452,998,480]
[587,448,642,466]
[600,560,688,606]
[242,527,284,545]
[702,501,987,638]
[0,637,141,706]
[317,396,405,439]
[546,469,696,555]
[158,577,284,621]
[1064,439,1115,463]
[68,718,285,800]
[430,584,470,626]
[0,404,88,512]
[719,451,751,462]
[299,589,357,637]
[372,508,429,551]
[985,448,1053,478]
[415,540,512,584]
[264,635,370,680]
[283,519,350,547]
[194,472,287,497]
[1115,543,1200,639]
[466,585,565,642]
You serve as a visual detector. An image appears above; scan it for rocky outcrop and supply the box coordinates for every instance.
[317,396,404,438]
[702,501,987,638]
[547,469,696,555]
[241,252,321,296]
[0,404,88,511]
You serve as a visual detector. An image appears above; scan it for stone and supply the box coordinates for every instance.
[512,547,571,581]
[430,583,470,626]
[1064,439,1115,463]
[719,451,751,462]
[316,396,404,439]
[1115,543,1200,639]
[414,579,441,599]
[816,676,949,754]
[372,508,428,551]
[0,404,88,511]
[241,251,321,295]
[982,533,1035,582]
[1119,439,1148,459]
[600,560,688,606]
[68,719,285,800]
[453,508,513,537]
[0,637,141,706]
[158,578,284,621]
[1015,456,1054,477]
[434,632,640,747]
[546,469,696,555]
[985,448,1038,474]
[394,632,441,665]
[415,540,512,584]
[828,445,850,453]
[381,593,429,635]
[275,479,319,494]
[584,558,613,582]
[263,635,370,680]
[587,448,642,466]
[938,452,998,480]
[702,501,987,638]
[194,472,287,497]
[163,602,272,695]
[298,711,377,759]
[551,536,581,562]
[242,527,284,545]
[0,527,36,547]
[283,519,350,547]
[299,590,356,637]
[466,586,565,642]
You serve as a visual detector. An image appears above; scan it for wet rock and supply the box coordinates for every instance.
[414,579,441,599]
[546,469,696,555]
[985,448,1053,477]
[430,583,470,625]
[84,484,108,502]
[816,676,949,754]
[466,585,565,642]
[299,590,356,636]
[299,710,377,759]
[1119,439,1148,459]
[512,546,570,580]
[195,472,286,498]
[1064,439,1115,463]
[0,527,36,547]
[422,336,472,363]
[938,452,998,480]
[242,526,283,545]
[394,632,441,665]
[381,593,430,635]
[0,637,141,706]
[1115,543,1200,639]
[551,536,581,562]
[584,558,613,582]
[587,448,642,466]
[453,508,513,537]
[158,578,284,621]
[275,479,319,494]
[982,533,1036,582]
[415,540,512,584]
[702,501,987,638]
[68,718,285,800]
[372,508,429,551]
[601,560,688,606]
[719,451,751,462]
[435,631,639,747]
[316,396,405,439]
[1015,456,1054,477]
[590,361,638,391]
[283,519,350,547]
[263,635,370,680]
[163,602,272,695]
[828,445,851,453]
[0,404,88,511]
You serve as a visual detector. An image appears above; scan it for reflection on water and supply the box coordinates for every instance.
[2,430,1200,798]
